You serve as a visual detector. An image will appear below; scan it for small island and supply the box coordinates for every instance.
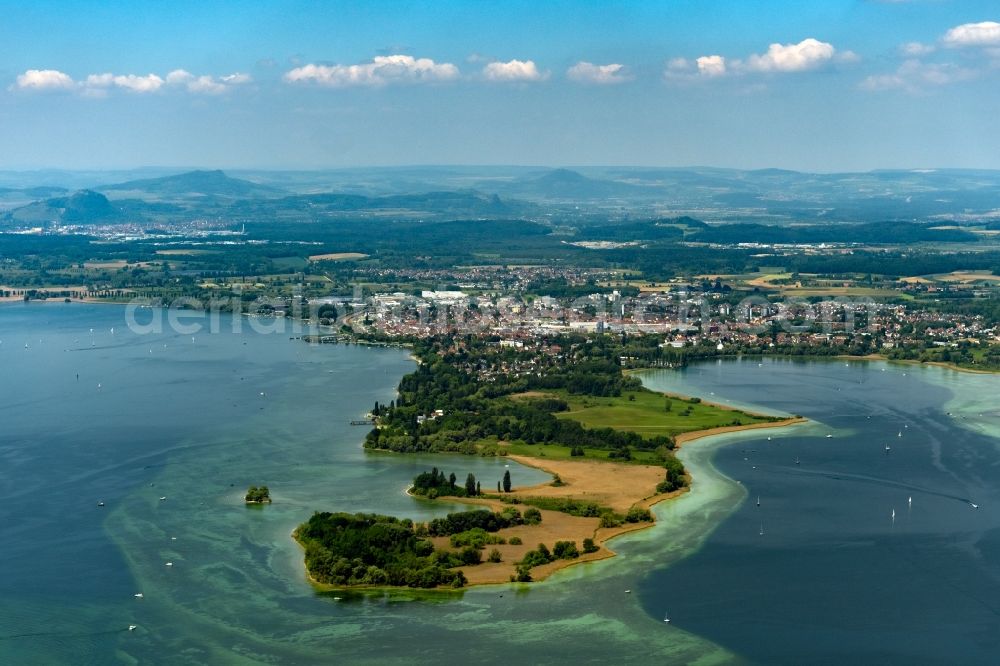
[245,485,272,504]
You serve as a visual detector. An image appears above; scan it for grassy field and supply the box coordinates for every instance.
[503,441,663,464]
[307,252,369,262]
[542,388,776,439]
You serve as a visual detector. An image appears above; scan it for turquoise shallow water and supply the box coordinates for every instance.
[5,305,1000,664]
[0,304,728,664]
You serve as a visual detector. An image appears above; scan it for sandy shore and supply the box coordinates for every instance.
[427,417,810,586]
[299,412,805,591]
[431,455,685,586]
[673,417,807,447]
[303,390,809,589]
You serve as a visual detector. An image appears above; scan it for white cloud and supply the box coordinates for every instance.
[284,55,459,87]
[566,61,630,84]
[900,41,935,57]
[943,21,1000,48]
[745,38,836,72]
[13,69,76,91]
[861,58,977,92]
[14,68,250,95]
[666,38,846,83]
[164,69,251,94]
[482,59,547,82]
[662,55,727,81]
[696,55,727,77]
[221,73,252,85]
[86,73,165,93]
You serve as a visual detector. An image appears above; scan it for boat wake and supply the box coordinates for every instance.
[770,467,976,506]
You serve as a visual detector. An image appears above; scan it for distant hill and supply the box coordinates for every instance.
[98,169,286,200]
[485,168,659,201]
[228,189,532,221]
[0,186,69,198]
[0,186,71,213]
[4,190,126,225]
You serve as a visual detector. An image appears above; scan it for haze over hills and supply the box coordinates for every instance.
[0,172,535,227]
[97,169,287,200]
[3,166,1000,228]
[482,168,658,202]
[6,190,125,225]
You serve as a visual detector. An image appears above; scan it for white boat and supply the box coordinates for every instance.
[826,434,833,438]
[128,625,137,631]
[756,496,760,507]
[159,496,167,501]
[165,562,173,567]
[908,496,912,508]
[759,522,765,536]
[134,593,143,598]
[971,503,979,509]
[664,612,670,623]
[795,457,800,465]
[891,509,895,523]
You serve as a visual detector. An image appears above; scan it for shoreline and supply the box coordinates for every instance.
[673,416,807,447]
[304,407,806,591]
[628,352,1000,378]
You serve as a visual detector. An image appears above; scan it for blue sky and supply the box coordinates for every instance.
[2,0,999,171]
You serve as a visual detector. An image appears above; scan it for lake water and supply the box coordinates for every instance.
[2,304,1000,664]
[640,359,1000,665]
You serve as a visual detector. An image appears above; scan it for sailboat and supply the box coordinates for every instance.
[898,431,902,437]
[884,443,891,453]
[756,496,760,507]
[664,612,670,623]
[794,457,800,465]
[759,522,765,536]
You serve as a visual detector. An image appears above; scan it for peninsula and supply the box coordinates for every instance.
[298,334,802,589]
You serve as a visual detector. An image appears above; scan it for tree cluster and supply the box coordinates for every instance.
[295,512,467,589]
[411,467,481,499]
[244,485,271,503]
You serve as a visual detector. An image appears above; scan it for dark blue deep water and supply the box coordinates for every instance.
[3,303,1000,664]
[641,359,1000,665]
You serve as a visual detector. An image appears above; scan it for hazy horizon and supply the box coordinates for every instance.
[3,164,1000,176]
